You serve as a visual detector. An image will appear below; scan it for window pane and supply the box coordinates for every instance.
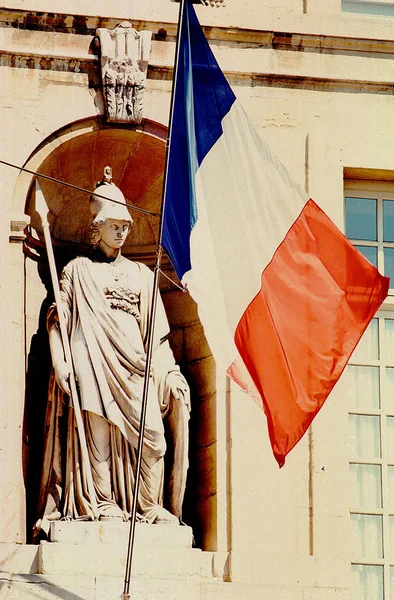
[384,247,394,283]
[345,366,380,410]
[388,466,394,509]
[351,514,383,558]
[390,567,394,600]
[384,320,394,365]
[343,1,394,17]
[352,565,383,600]
[387,417,394,460]
[346,197,377,241]
[389,516,394,558]
[355,245,378,268]
[351,318,379,363]
[348,415,381,459]
[350,464,381,509]
[383,200,394,242]
[385,369,394,412]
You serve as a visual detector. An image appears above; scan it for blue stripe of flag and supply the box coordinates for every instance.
[162,0,236,280]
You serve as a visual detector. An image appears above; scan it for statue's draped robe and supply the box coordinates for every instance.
[36,255,190,529]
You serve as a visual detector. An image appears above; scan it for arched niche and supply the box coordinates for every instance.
[21,116,218,551]
[24,117,167,261]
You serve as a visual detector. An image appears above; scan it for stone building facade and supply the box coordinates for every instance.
[1,0,394,598]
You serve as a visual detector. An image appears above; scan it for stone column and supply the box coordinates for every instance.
[161,280,228,554]
[0,216,29,544]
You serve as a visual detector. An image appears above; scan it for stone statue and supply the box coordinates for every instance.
[96,23,151,123]
[34,168,190,537]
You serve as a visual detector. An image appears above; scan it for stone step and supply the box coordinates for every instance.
[1,573,274,600]
[38,540,215,578]
[0,544,39,575]
[49,521,193,549]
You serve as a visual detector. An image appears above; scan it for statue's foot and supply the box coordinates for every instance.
[46,510,62,522]
[153,506,179,525]
[99,504,124,521]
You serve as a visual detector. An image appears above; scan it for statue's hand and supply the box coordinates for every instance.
[54,359,71,396]
[134,353,147,374]
[166,371,189,403]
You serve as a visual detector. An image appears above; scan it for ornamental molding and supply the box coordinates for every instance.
[95,22,152,124]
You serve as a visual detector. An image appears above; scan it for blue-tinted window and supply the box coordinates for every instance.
[345,193,394,288]
[342,1,394,17]
[346,197,377,241]
[384,248,394,282]
[355,245,378,267]
[383,200,394,242]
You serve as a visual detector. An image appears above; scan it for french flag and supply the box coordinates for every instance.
[162,0,389,467]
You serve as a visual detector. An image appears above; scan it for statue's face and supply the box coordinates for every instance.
[99,218,130,251]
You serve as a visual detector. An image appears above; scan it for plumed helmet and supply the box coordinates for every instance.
[90,166,133,224]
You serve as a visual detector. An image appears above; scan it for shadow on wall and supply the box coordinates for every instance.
[161,286,217,551]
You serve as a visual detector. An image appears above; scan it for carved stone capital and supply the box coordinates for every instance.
[95,23,152,124]
[9,217,30,243]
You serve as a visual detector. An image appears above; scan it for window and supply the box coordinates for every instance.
[345,186,394,289]
[346,316,394,599]
[346,182,394,598]
[342,0,394,16]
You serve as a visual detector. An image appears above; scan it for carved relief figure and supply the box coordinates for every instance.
[125,58,145,123]
[96,23,152,123]
[34,169,190,536]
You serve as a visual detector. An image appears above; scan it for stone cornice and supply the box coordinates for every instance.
[1,51,392,94]
[2,8,394,55]
[1,8,394,93]
[150,65,394,93]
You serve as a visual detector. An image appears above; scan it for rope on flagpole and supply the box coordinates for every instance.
[158,268,188,292]
[121,0,187,598]
[0,159,160,217]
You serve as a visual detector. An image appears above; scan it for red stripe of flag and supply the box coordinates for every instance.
[234,199,389,467]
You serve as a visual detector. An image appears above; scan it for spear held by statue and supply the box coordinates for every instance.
[35,180,99,522]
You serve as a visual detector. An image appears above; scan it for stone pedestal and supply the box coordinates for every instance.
[49,520,193,548]
[0,521,229,599]
[32,521,223,600]
[39,521,204,579]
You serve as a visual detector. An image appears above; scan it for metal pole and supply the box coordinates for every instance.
[121,0,187,597]
[35,180,99,521]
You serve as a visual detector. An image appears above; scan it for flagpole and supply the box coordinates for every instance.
[121,0,187,598]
